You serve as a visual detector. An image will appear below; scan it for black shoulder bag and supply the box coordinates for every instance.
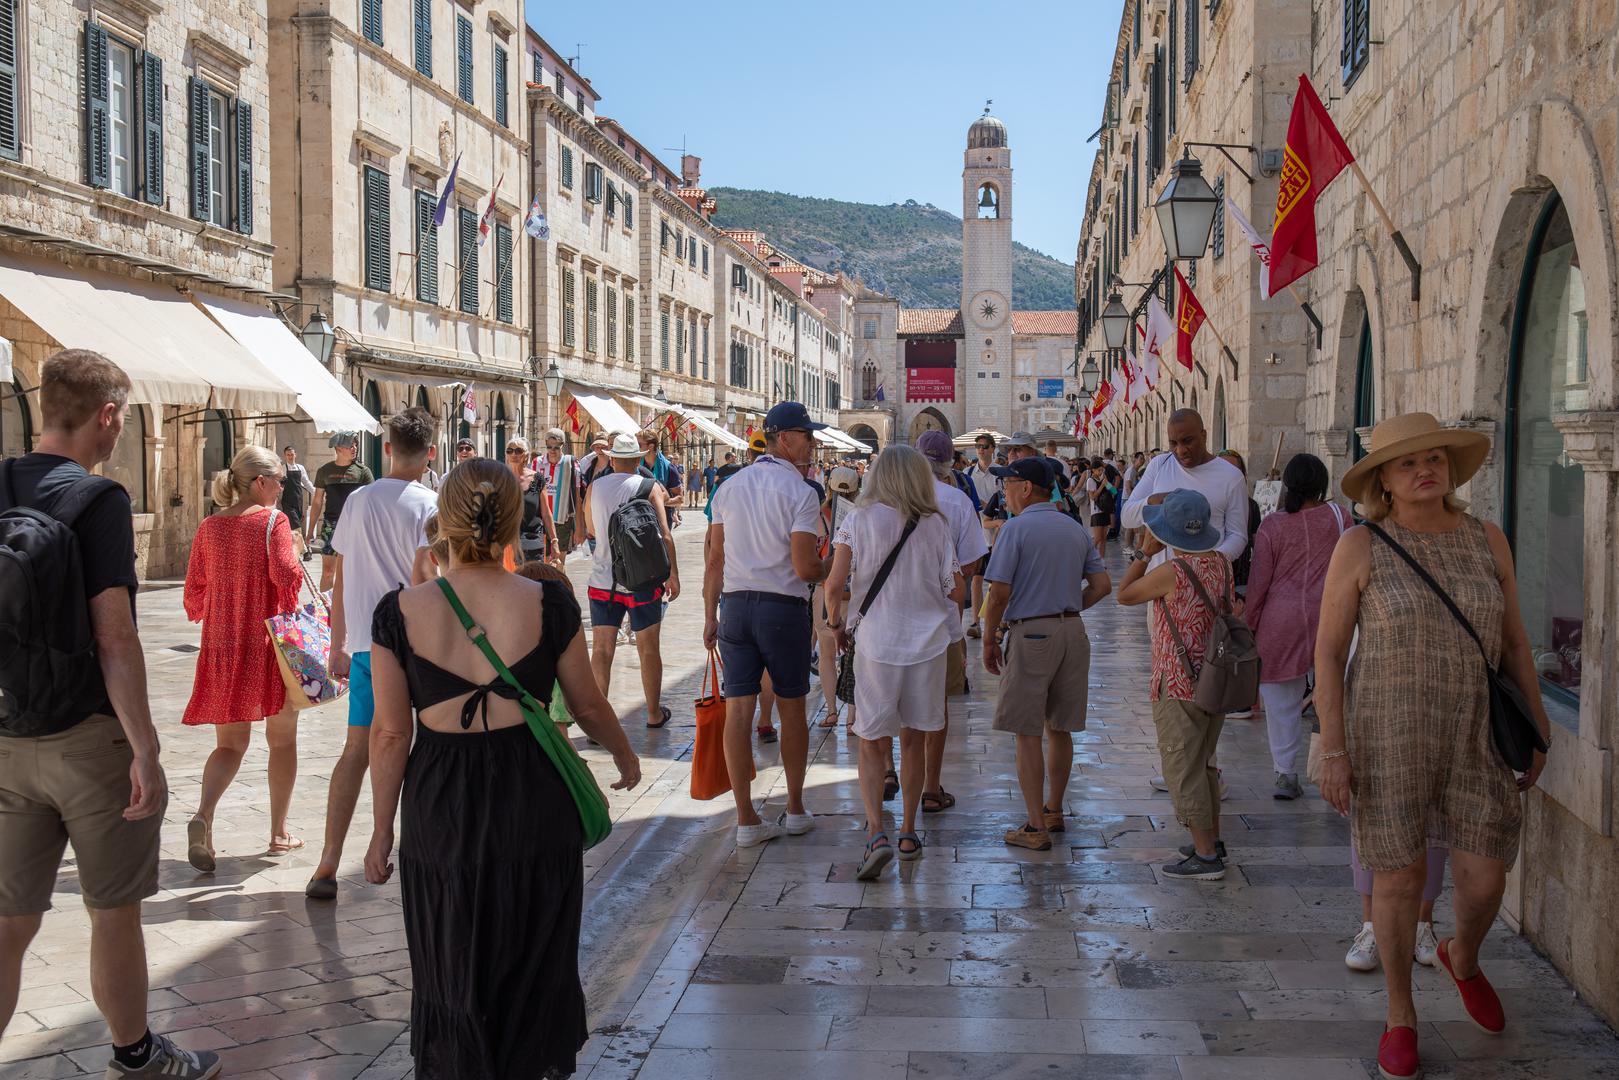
[1365,523,1548,772]
[835,517,918,704]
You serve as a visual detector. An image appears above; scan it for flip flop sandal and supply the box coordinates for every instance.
[268,835,305,855]
[820,710,839,728]
[896,832,924,862]
[882,769,900,801]
[647,706,672,728]
[187,817,215,874]
[857,834,894,880]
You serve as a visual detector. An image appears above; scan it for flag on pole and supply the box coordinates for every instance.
[524,196,550,240]
[1123,348,1149,408]
[477,174,505,246]
[1173,267,1207,372]
[564,398,581,434]
[1270,75,1356,294]
[1142,295,1174,385]
[1226,195,1272,299]
[874,383,886,403]
[461,386,477,423]
[664,412,681,441]
[1089,375,1114,418]
[432,154,461,229]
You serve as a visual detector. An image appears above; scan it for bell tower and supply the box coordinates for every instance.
[962,102,1013,432]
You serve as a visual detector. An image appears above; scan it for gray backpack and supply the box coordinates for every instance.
[1157,556,1261,714]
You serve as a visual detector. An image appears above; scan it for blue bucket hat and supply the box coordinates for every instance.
[1142,489,1222,553]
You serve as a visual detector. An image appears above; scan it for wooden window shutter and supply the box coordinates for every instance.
[84,24,110,188]
[495,223,512,323]
[494,44,507,127]
[412,0,431,77]
[455,15,473,104]
[675,314,684,373]
[363,0,383,46]
[606,287,618,356]
[0,0,19,161]
[560,145,573,189]
[660,310,669,369]
[622,188,632,218]
[1184,0,1199,84]
[362,165,389,291]
[415,192,439,303]
[187,76,209,220]
[561,267,575,347]
[1211,175,1225,259]
[701,322,709,379]
[1167,1,1177,136]
[625,292,635,359]
[1342,0,1370,85]
[233,99,252,233]
[139,52,163,204]
[585,277,598,352]
[457,206,479,314]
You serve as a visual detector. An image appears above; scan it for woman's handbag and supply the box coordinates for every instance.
[434,578,613,848]
[836,517,919,706]
[692,649,750,800]
[1365,524,1548,772]
[263,509,348,711]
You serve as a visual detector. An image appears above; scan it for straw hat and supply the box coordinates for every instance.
[1340,412,1490,506]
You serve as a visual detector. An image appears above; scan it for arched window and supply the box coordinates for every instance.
[362,381,383,474]
[104,404,148,513]
[1506,192,1585,701]
[976,183,999,220]
[1353,312,1375,459]
[1,378,31,457]
[202,409,232,509]
[861,360,878,402]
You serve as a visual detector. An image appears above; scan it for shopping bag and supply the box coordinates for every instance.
[692,649,751,800]
[264,560,347,711]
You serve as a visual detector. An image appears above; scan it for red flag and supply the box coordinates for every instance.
[563,398,581,434]
[1089,377,1114,417]
[745,424,755,438]
[1270,75,1356,294]
[1173,266,1206,372]
[664,413,681,440]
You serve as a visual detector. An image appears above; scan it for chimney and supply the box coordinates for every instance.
[681,154,702,187]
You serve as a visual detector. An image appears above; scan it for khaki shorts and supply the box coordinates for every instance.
[945,638,967,696]
[991,616,1090,737]
[1151,697,1226,831]
[0,715,165,914]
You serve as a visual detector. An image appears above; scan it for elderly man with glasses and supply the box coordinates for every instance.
[538,427,581,557]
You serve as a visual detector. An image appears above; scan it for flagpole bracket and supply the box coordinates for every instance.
[1221,346,1239,380]
[1180,142,1257,185]
[1300,302,1324,349]
[1390,231,1422,301]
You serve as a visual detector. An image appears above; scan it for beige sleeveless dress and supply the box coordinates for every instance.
[1344,515,1521,871]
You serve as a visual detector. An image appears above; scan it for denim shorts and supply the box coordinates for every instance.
[718,590,812,699]
[588,586,666,632]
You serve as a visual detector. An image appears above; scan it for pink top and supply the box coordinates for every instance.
[1149,553,1232,702]
[1244,502,1349,683]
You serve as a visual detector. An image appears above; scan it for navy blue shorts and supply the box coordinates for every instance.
[718,590,812,699]
[588,586,665,632]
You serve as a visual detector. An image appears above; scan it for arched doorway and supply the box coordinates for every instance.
[202,409,232,509]
[907,407,950,442]
[1210,379,1228,451]
[848,423,879,454]
[1505,191,1585,702]
[493,396,509,455]
[1353,312,1375,460]
[362,381,383,474]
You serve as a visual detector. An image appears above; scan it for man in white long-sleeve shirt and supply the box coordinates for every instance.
[1121,410,1250,570]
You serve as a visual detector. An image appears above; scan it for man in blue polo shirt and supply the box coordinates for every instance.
[981,456,1111,852]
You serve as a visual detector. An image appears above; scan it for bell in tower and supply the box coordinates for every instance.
[977,184,999,219]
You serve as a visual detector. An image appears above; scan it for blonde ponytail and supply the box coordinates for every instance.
[213,445,281,508]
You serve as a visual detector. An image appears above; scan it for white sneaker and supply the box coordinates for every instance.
[781,812,815,836]
[1227,708,1254,719]
[1345,922,1380,971]
[1150,775,1170,792]
[1414,921,1439,967]
[735,821,785,848]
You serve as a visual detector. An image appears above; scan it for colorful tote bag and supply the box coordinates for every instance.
[264,526,347,710]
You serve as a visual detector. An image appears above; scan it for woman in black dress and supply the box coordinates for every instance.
[364,458,640,1078]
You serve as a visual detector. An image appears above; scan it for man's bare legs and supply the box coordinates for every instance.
[725,693,762,826]
[634,622,664,721]
[87,904,149,1045]
[775,695,809,817]
[0,913,41,1035]
[1044,728,1073,816]
[310,726,370,884]
[591,625,619,699]
[757,673,776,736]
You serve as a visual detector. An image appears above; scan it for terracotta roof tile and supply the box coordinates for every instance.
[1012,310,1079,335]
[898,309,964,335]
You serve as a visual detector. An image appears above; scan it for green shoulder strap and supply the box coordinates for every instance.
[433,576,545,713]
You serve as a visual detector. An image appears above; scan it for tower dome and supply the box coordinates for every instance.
[968,102,1007,149]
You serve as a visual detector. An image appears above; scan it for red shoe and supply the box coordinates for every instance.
[1437,937,1506,1034]
[1377,1025,1421,1080]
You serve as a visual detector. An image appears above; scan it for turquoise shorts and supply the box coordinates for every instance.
[347,651,374,727]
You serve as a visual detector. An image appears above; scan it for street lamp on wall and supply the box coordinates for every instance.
[1153,151,1220,262]
[1100,292,1131,351]
[542,361,565,400]
[301,311,336,366]
[724,404,737,427]
[1080,354,1102,394]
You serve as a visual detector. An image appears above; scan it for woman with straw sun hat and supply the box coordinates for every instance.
[1313,412,1552,1080]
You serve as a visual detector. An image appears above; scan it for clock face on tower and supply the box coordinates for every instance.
[971,290,1007,329]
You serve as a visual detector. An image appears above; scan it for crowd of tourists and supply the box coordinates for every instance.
[0,346,1555,1080]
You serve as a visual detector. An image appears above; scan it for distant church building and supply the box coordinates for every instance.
[842,106,1079,450]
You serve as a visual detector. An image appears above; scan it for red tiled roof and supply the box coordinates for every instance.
[1013,310,1079,335]
[898,309,964,335]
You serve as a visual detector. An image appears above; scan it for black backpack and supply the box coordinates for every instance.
[608,478,671,593]
[0,460,120,735]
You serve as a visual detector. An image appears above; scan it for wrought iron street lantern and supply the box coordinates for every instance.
[542,360,565,400]
[1080,353,1102,394]
[724,404,737,427]
[301,311,336,366]
[1100,292,1131,351]
[1153,151,1220,262]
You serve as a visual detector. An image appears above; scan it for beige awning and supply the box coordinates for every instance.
[0,251,296,413]
[681,409,746,449]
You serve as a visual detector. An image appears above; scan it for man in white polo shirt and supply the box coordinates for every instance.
[704,402,830,847]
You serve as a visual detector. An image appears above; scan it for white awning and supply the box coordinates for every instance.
[0,251,296,413]
[815,428,870,453]
[570,391,639,437]
[680,409,745,449]
[622,392,671,417]
[193,293,380,435]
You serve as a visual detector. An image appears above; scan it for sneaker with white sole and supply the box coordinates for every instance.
[1150,775,1170,792]
[781,812,815,836]
[1273,772,1303,800]
[105,1033,221,1079]
[1227,708,1254,719]
[1414,921,1439,967]
[1161,852,1226,880]
[735,821,786,848]
[1345,922,1380,971]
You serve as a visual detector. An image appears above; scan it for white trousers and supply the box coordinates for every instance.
[1259,675,1309,776]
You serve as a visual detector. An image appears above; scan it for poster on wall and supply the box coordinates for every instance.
[1037,378,1063,398]
[904,339,957,403]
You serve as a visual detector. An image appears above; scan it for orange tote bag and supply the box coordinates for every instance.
[691,650,753,800]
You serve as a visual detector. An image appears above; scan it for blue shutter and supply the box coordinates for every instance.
[363,165,390,291]
[495,222,513,323]
[84,24,110,188]
[0,0,18,161]
[140,52,163,204]
[187,76,209,220]
[415,191,438,303]
[457,206,478,315]
[455,15,472,104]
[362,0,382,46]
[233,99,252,234]
[412,0,431,78]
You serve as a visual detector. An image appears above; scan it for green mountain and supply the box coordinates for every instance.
[708,188,1075,311]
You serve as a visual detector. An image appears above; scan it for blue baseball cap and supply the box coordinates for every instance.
[1142,488,1223,553]
[990,456,1055,489]
[763,401,828,433]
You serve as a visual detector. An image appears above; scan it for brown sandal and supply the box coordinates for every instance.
[922,788,956,813]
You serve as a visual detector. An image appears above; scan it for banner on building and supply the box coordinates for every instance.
[1270,75,1356,294]
[1036,378,1064,399]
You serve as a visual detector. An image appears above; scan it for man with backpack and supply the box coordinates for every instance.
[0,349,222,1079]
[582,434,680,728]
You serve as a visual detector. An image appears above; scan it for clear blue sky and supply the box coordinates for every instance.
[522,0,1124,264]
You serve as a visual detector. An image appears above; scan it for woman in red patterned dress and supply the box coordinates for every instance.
[182,445,305,872]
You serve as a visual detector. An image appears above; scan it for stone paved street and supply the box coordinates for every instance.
[3,517,1617,1079]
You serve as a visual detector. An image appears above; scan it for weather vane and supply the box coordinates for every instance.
[983,99,993,115]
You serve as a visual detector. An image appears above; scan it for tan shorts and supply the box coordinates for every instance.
[1151,697,1226,831]
[0,715,165,914]
[992,616,1090,737]
[945,638,967,696]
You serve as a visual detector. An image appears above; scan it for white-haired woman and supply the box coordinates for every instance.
[183,445,305,870]
[825,446,963,880]
[1315,413,1551,1080]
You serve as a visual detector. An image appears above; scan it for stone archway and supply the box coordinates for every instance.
[848,423,880,453]
[907,407,951,441]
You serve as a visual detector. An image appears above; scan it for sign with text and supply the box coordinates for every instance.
[906,367,956,402]
[1037,378,1064,398]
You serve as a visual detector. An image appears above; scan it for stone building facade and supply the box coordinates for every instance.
[0,0,287,576]
[269,0,531,469]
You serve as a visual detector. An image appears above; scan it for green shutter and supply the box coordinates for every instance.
[560,145,572,189]
[0,0,18,161]
[495,222,512,323]
[140,51,162,204]
[458,206,478,314]
[415,191,438,303]
[561,267,575,346]
[585,277,597,351]
[660,310,669,369]
[625,292,635,359]
[455,15,472,104]
[233,99,252,233]
[84,24,110,188]
[412,0,431,77]
[1184,0,1199,84]
[494,44,507,127]
[187,76,209,220]
[363,165,390,290]
[606,287,618,355]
